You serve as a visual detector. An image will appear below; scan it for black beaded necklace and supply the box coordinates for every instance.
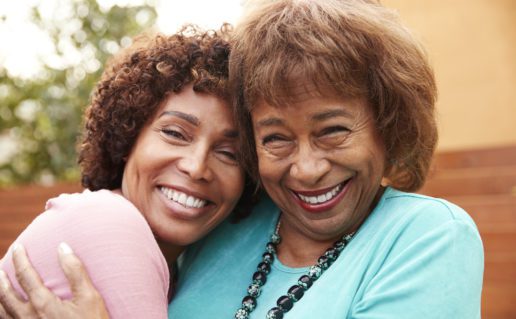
[233,219,355,319]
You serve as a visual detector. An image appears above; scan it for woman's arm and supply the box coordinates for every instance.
[0,243,109,318]
[0,190,170,319]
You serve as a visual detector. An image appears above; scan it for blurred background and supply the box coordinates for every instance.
[1,0,515,318]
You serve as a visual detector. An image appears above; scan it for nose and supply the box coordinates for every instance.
[176,143,214,182]
[289,144,331,186]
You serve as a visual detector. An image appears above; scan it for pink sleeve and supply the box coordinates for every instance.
[0,190,170,319]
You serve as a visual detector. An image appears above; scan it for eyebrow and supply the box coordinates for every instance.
[159,111,200,126]
[256,117,285,127]
[311,109,353,122]
[160,110,237,139]
[223,129,239,139]
[256,108,352,128]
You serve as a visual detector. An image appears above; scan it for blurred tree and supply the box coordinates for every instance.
[0,0,157,187]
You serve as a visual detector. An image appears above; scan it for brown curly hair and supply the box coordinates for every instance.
[79,24,255,218]
[230,0,438,192]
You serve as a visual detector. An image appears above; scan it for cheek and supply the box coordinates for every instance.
[257,151,282,183]
[221,169,246,205]
[121,158,146,203]
[365,142,386,176]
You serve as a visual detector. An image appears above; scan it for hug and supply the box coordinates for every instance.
[1,1,483,318]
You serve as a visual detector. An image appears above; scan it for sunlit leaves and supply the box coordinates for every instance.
[0,0,157,186]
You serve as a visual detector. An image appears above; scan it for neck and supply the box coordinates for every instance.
[157,239,184,265]
[276,218,338,268]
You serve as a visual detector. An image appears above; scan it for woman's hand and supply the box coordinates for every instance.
[0,243,110,319]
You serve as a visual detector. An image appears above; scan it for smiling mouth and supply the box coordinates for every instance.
[296,183,343,205]
[159,186,209,209]
[292,178,351,207]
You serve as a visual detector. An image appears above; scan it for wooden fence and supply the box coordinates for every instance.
[1,145,515,318]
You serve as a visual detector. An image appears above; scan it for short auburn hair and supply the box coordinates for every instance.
[230,0,438,191]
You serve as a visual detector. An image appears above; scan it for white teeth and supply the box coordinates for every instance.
[178,193,187,205]
[297,184,342,205]
[186,196,194,207]
[160,187,207,208]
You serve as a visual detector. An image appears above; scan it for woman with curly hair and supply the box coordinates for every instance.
[0,25,252,318]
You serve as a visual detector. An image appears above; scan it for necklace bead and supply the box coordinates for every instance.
[235,308,249,319]
[266,307,283,319]
[257,262,271,274]
[334,240,346,251]
[324,247,339,261]
[271,233,281,244]
[297,275,313,290]
[308,265,323,279]
[253,271,267,285]
[265,242,276,254]
[317,255,330,269]
[276,295,294,312]
[262,252,274,263]
[287,285,304,301]
[242,296,257,311]
[247,283,261,298]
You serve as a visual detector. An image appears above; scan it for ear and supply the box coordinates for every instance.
[380,177,390,187]
[381,160,396,187]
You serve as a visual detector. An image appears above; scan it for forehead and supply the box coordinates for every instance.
[157,88,234,125]
[251,94,372,125]
[248,63,367,108]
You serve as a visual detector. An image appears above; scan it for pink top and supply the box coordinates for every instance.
[0,189,170,319]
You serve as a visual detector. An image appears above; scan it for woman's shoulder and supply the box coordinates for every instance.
[361,187,483,257]
[46,189,135,212]
[15,189,153,251]
[360,187,482,251]
[380,187,477,228]
[43,189,146,225]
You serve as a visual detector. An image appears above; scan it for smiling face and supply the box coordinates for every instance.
[121,86,244,246]
[252,91,386,243]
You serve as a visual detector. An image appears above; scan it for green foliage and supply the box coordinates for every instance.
[0,0,157,186]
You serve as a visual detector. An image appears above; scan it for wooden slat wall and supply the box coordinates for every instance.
[0,182,83,255]
[0,145,515,318]
[419,145,516,319]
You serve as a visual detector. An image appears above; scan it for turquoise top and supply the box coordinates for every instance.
[169,187,483,318]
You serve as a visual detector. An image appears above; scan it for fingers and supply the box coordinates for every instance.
[57,243,110,319]
[57,243,98,301]
[11,244,56,314]
[0,269,34,319]
[0,302,12,319]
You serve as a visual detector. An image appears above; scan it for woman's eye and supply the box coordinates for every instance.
[262,134,288,146]
[320,125,349,136]
[215,147,239,165]
[162,128,186,140]
[219,150,237,161]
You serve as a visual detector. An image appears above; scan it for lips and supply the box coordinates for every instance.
[291,178,352,213]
